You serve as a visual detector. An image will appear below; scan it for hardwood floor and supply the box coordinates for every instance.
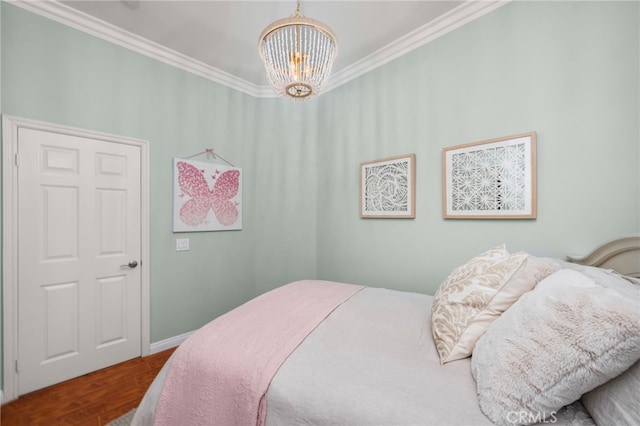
[0,348,175,426]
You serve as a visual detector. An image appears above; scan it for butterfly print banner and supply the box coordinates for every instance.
[173,158,242,232]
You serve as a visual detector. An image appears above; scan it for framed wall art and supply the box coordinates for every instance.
[442,132,536,219]
[360,154,415,218]
[173,158,242,232]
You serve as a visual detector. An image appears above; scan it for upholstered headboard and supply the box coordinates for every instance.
[567,234,640,278]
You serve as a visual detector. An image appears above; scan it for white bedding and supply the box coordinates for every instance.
[133,286,595,426]
[266,287,492,425]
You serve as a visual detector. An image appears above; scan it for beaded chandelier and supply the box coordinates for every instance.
[258,0,338,99]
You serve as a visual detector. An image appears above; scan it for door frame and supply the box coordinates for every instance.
[2,115,151,402]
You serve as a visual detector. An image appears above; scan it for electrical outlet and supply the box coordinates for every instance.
[176,238,190,251]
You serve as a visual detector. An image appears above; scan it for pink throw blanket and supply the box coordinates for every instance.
[154,280,364,426]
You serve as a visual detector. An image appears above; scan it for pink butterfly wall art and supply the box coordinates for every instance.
[173,158,242,232]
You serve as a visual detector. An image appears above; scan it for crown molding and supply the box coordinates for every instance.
[325,0,510,93]
[8,0,265,97]
[9,0,509,99]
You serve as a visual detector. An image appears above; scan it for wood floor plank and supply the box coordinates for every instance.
[0,348,175,426]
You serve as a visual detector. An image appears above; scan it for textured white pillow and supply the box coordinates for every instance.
[557,260,639,297]
[471,269,640,426]
[581,360,640,426]
[576,266,640,425]
[431,245,530,363]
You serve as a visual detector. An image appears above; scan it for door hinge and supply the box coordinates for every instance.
[15,359,19,373]
[15,152,20,167]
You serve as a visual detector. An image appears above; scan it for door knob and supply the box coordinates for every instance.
[121,260,138,269]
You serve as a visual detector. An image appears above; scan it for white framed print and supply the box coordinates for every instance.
[442,132,536,219]
[360,154,416,218]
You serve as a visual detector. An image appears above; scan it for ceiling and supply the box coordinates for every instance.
[17,0,507,97]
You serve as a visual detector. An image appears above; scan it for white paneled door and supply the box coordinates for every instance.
[17,127,142,395]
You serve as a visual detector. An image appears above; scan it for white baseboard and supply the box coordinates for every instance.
[149,331,193,354]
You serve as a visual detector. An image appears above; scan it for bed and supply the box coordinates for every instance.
[132,235,640,426]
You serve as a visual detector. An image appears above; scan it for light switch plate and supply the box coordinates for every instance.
[176,238,190,251]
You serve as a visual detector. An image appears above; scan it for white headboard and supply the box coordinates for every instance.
[567,234,640,278]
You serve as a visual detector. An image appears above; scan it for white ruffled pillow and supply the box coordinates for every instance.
[431,245,556,364]
[471,269,640,426]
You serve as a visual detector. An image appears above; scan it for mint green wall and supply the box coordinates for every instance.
[252,98,319,294]
[1,4,255,341]
[316,1,640,295]
[1,0,639,390]
[0,1,318,389]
